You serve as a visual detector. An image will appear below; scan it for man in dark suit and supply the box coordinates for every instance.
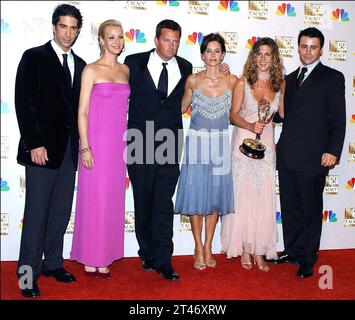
[15,4,86,297]
[270,28,346,278]
[124,20,192,280]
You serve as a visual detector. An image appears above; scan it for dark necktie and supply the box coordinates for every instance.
[297,67,308,88]
[62,53,72,88]
[157,62,168,102]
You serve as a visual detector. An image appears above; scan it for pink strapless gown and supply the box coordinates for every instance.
[71,82,130,267]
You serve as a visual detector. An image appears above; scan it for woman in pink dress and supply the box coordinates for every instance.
[70,20,130,278]
[220,37,285,272]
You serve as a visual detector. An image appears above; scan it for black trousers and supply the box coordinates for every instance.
[278,168,326,266]
[17,139,76,281]
[128,163,180,269]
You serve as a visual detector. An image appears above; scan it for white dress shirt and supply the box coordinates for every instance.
[147,50,181,97]
[297,59,320,84]
[51,40,74,85]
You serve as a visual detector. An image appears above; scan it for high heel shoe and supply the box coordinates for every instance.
[194,250,207,270]
[204,248,216,268]
[84,266,98,278]
[97,267,111,279]
[205,256,216,268]
[240,252,253,270]
[253,255,270,272]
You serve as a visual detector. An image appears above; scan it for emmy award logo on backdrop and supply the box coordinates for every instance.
[239,98,271,159]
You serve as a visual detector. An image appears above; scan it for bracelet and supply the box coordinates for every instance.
[79,146,91,154]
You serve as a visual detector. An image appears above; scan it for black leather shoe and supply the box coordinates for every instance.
[156,267,180,281]
[42,268,76,283]
[21,281,40,298]
[265,252,299,265]
[142,259,155,271]
[297,263,314,279]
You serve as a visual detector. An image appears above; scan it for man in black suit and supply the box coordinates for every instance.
[124,20,192,280]
[15,4,86,297]
[271,28,346,278]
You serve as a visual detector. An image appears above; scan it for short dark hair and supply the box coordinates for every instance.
[155,19,181,38]
[298,27,324,48]
[200,33,226,54]
[52,4,83,29]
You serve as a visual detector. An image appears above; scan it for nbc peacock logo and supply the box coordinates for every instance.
[276,3,296,16]
[246,36,260,49]
[185,32,204,45]
[322,210,337,223]
[1,19,10,33]
[156,0,180,6]
[276,211,282,224]
[218,1,240,12]
[1,100,9,113]
[350,115,355,124]
[125,28,147,44]
[1,178,10,191]
[331,8,350,22]
[345,177,355,190]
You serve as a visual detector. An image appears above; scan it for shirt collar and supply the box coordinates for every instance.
[152,50,177,66]
[51,40,72,57]
[299,59,320,75]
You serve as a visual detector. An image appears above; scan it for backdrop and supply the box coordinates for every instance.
[1,0,354,261]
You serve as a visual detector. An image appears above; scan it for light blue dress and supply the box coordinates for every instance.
[175,88,233,216]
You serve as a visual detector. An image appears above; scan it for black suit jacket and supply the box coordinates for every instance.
[124,49,192,164]
[15,41,86,169]
[277,62,346,173]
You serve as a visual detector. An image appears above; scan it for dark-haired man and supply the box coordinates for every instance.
[15,4,86,297]
[124,20,192,281]
[270,27,346,278]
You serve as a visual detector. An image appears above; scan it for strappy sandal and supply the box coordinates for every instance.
[194,250,207,270]
[241,252,253,270]
[253,255,270,272]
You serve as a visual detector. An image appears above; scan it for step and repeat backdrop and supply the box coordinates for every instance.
[1,1,354,261]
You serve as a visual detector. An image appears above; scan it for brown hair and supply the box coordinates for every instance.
[243,37,284,92]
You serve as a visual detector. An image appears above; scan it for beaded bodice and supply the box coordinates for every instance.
[189,88,232,131]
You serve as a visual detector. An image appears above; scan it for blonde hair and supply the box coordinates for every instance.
[243,37,284,92]
[98,19,123,55]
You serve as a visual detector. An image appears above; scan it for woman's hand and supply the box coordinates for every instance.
[81,149,94,169]
[250,121,265,134]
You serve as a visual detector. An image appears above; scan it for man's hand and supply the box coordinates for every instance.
[220,63,230,76]
[321,153,337,168]
[30,147,48,166]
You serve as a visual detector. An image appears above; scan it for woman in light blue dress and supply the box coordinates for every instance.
[175,33,238,270]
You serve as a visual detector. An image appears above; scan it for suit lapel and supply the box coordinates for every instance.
[44,42,71,107]
[72,50,81,100]
[139,50,186,102]
[297,62,324,92]
[289,69,298,93]
[140,49,157,93]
